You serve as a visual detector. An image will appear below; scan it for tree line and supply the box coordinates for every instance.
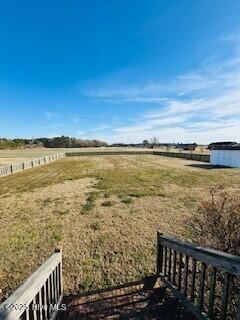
[0,136,108,149]
[0,136,200,150]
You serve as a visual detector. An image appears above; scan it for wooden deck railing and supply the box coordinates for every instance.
[0,249,63,320]
[157,232,240,319]
[1,235,239,319]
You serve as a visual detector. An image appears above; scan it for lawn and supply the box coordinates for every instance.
[0,155,239,302]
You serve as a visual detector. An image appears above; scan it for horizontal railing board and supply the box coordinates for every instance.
[159,235,240,276]
[0,251,62,320]
[153,151,210,162]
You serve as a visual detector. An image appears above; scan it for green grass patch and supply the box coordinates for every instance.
[51,231,61,243]
[121,197,134,204]
[101,200,114,207]
[81,191,99,214]
[129,192,145,198]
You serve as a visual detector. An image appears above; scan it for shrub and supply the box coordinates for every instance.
[187,186,240,255]
[187,187,240,318]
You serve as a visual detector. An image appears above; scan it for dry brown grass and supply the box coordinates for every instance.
[0,158,30,165]
[0,147,148,160]
[0,155,239,302]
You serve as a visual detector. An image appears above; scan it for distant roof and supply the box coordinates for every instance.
[209,141,237,146]
[212,143,240,150]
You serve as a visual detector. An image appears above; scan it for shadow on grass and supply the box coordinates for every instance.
[186,164,234,170]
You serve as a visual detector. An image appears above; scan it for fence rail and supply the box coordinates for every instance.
[66,150,154,156]
[0,153,65,177]
[153,151,210,162]
[157,232,240,319]
[0,249,63,320]
[66,150,210,162]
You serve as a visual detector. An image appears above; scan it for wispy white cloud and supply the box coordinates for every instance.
[68,113,81,124]
[107,88,240,143]
[81,32,240,144]
[44,111,62,120]
[82,55,240,103]
[114,115,188,134]
[76,130,86,136]
[90,124,111,132]
[41,98,63,108]
[41,123,66,130]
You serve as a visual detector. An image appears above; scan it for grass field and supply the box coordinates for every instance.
[0,154,238,302]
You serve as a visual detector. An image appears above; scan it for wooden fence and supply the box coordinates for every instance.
[0,153,65,177]
[65,150,154,156]
[153,151,210,162]
[66,150,210,162]
[0,249,63,320]
[157,232,240,319]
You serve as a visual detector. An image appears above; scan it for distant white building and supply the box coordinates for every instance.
[210,144,240,168]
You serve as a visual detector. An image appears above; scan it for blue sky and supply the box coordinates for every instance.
[0,0,240,143]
